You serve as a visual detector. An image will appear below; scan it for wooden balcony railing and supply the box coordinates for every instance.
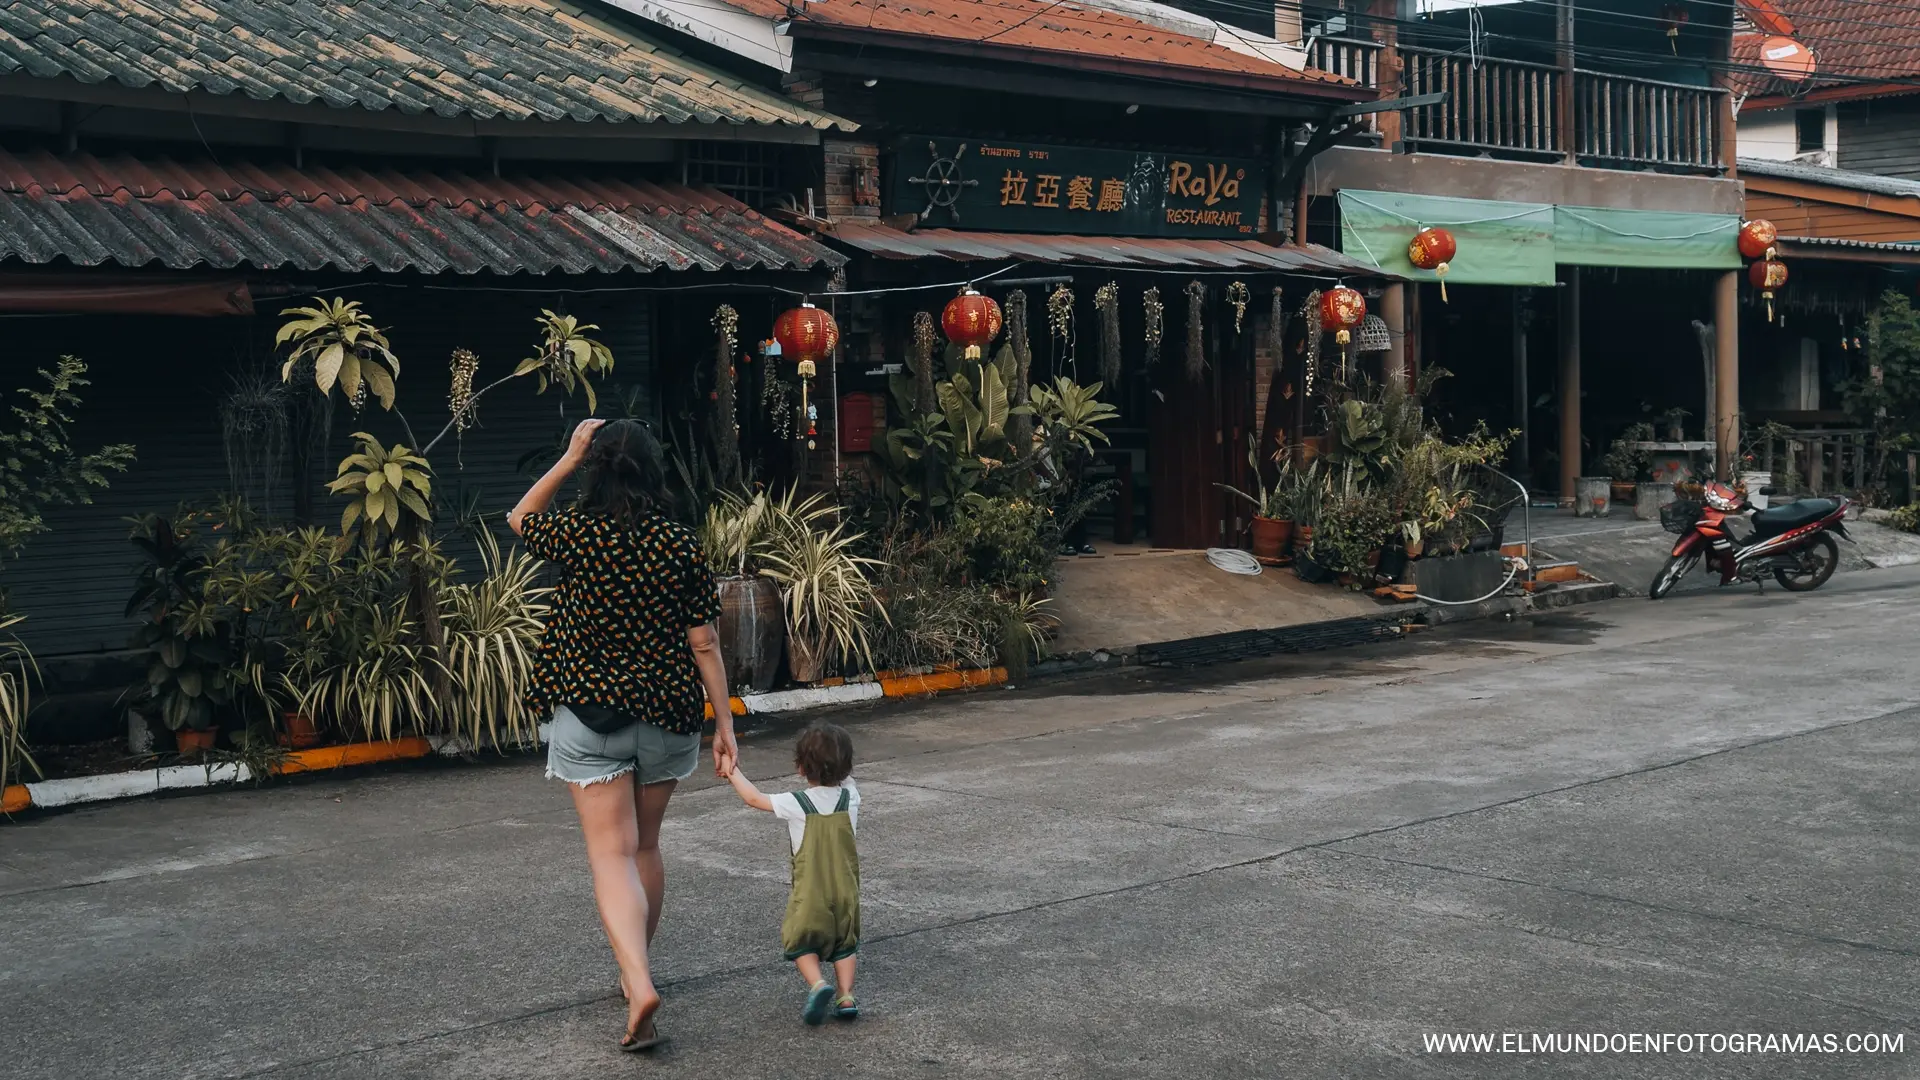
[1307,35,1383,88]
[1392,45,1725,171]
[1573,68,1722,170]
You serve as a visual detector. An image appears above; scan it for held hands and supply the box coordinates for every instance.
[712,728,739,779]
[563,418,605,465]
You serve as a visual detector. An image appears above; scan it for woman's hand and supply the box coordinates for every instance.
[563,417,605,465]
[711,728,739,779]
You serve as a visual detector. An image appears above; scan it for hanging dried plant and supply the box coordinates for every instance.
[1142,286,1164,367]
[1005,290,1033,450]
[1044,284,1070,341]
[1301,289,1324,401]
[910,310,939,414]
[1226,281,1250,335]
[1184,280,1207,382]
[1093,282,1122,388]
[448,348,479,432]
[1268,286,1287,365]
[761,373,795,442]
[712,304,740,483]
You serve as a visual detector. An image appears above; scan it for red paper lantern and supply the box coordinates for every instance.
[940,287,1003,360]
[773,302,839,378]
[1319,286,1367,346]
[1737,219,1779,261]
[1407,226,1458,302]
[1749,257,1788,323]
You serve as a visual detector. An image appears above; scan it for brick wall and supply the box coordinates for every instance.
[822,137,881,221]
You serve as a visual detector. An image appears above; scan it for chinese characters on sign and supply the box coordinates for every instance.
[892,136,1262,238]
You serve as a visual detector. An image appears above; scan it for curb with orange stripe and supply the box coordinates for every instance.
[2,664,1009,817]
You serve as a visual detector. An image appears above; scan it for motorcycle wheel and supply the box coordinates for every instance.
[1649,552,1698,600]
[1773,532,1839,592]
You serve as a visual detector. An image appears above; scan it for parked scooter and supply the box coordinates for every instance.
[1649,481,1852,600]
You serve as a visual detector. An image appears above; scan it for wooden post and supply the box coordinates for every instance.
[1907,451,1917,504]
[1368,0,1404,149]
[1555,0,1576,163]
[1381,282,1408,389]
[1558,268,1581,507]
[1713,270,1739,480]
[1513,290,1531,477]
[1810,440,1825,494]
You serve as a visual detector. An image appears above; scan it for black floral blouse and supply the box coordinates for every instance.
[521,510,722,734]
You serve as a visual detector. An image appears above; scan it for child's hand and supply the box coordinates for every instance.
[712,729,739,778]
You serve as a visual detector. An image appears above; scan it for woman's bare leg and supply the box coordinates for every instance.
[569,774,659,1041]
[632,778,677,944]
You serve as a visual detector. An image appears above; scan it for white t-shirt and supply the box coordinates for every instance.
[768,780,860,854]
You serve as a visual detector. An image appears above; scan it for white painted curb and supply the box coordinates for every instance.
[27,763,251,808]
[743,682,883,714]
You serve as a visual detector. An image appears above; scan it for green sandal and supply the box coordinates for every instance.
[802,982,835,1026]
[835,993,859,1020]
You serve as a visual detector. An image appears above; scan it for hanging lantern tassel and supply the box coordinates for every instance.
[1318,286,1368,380]
[1408,226,1458,304]
[1749,257,1788,325]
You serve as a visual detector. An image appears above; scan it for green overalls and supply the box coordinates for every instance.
[780,788,861,962]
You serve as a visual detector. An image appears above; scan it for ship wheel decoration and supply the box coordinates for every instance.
[906,141,979,224]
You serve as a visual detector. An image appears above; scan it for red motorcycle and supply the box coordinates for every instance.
[1649,481,1851,600]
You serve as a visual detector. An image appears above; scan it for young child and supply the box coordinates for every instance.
[726,722,862,1025]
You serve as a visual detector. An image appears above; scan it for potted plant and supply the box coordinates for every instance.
[1215,436,1293,559]
[125,514,238,755]
[1309,467,1393,591]
[1288,461,1326,557]
[1658,407,1690,443]
[701,490,790,694]
[1602,422,1655,503]
[756,507,886,684]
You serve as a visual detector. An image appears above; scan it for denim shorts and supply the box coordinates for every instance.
[545,706,701,787]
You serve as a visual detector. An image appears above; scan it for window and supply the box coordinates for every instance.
[1796,108,1826,154]
[682,141,778,207]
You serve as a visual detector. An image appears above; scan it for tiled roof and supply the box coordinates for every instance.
[714,0,1357,93]
[0,149,844,274]
[0,0,850,128]
[1734,0,1920,102]
[1739,156,1920,199]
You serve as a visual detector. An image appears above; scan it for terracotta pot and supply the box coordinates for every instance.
[1405,535,1426,560]
[1610,480,1637,504]
[716,575,785,694]
[788,635,824,685]
[175,727,217,754]
[1249,516,1292,560]
[1366,548,1382,569]
[281,711,323,750]
[1294,524,1315,553]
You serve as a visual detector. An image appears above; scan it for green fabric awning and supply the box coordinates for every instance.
[1337,190,1740,287]
[1551,205,1741,270]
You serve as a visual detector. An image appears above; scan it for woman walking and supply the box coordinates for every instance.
[509,418,737,1052]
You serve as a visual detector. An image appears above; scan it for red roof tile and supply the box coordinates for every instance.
[0,149,842,274]
[717,0,1357,95]
[1735,0,1920,104]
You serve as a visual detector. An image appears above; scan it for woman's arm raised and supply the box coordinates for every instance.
[507,418,604,536]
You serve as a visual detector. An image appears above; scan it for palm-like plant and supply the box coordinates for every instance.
[1028,376,1119,451]
[514,310,615,413]
[758,518,886,683]
[329,433,433,552]
[1,614,38,786]
[439,532,550,750]
[277,298,399,410]
[282,601,436,744]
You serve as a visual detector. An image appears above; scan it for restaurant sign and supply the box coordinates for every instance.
[890,136,1264,238]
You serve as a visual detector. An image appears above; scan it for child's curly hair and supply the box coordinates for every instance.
[794,723,854,787]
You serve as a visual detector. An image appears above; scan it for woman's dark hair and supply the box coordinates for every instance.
[577,419,668,527]
[794,722,854,787]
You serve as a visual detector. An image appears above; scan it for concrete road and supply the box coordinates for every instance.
[4,571,1918,1079]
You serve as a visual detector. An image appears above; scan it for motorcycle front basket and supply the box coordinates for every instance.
[1659,499,1701,535]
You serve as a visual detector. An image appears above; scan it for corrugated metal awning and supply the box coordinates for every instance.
[829,225,1393,276]
[0,149,843,276]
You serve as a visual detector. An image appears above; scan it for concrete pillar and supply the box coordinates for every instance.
[1513,290,1530,481]
[1274,0,1302,46]
[1714,270,1740,480]
[1380,283,1407,388]
[1558,269,1581,507]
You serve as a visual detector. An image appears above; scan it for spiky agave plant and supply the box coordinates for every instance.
[0,614,38,788]
[283,601,436,744]
[439,532,551,750]
[756,507,886,682]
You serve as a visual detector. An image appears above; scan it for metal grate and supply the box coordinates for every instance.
[682,141,779,207]
[1135,616,1409,667]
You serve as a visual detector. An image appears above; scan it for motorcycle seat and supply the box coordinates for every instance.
[1751,498,1840,534]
